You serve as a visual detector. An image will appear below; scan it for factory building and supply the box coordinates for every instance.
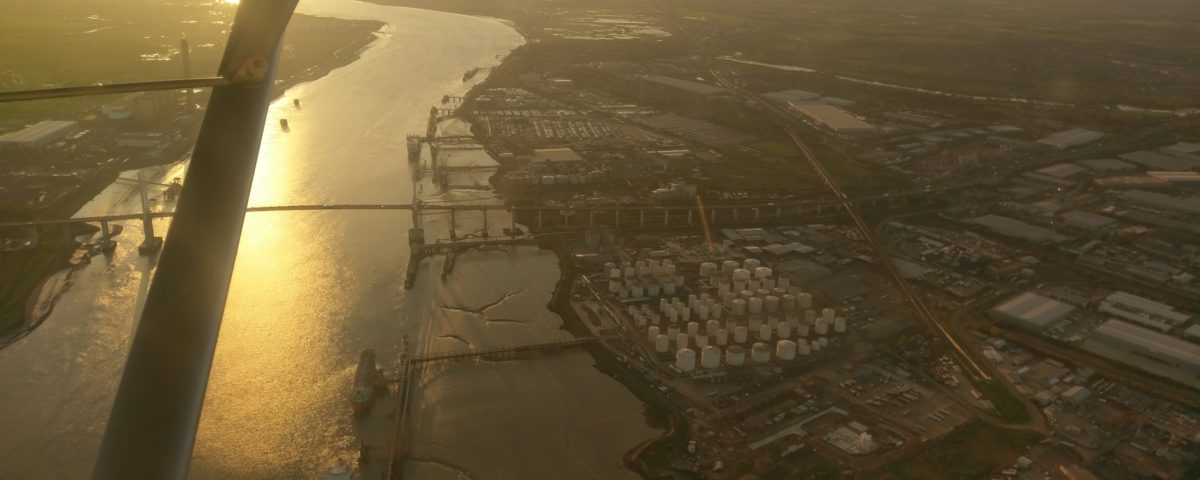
[1060,210,1118,232]
[0,120,79,148]
[1075,158,1137,173]
[988,292,1075,333]
[1098,291,1192,333]
[1036,128,1104,149]
[1120,190,1200,215]
[1081,320,1200,388]
[788,102,875,134]
[972,215,1068,244]
[641,75,728,96]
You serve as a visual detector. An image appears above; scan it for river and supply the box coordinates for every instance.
[0,1,657,479]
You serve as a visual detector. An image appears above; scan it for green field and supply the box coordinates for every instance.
[0,0,382,121]
[860,422,1041,480]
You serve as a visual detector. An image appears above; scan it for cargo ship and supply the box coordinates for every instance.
[350,349,377,415]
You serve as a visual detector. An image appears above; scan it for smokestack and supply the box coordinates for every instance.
[180,36,194,112]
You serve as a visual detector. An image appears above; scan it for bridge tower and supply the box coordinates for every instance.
[136,171,163,254]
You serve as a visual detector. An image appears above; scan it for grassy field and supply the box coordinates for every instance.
[860,421,1041,480]
[978,380,1033,425]
[0,0,382,121]
[673,0,1200,109]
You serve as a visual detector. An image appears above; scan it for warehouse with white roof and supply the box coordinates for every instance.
[988,292,1075,332]
[1082,319,1200,388]
[0,120,78,148]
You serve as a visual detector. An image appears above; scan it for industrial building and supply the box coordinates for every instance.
[988,292,1075,332]
[1120,190,1200,215]
[1076,158,1137,173]
[1119,150,1200,171]
[972,215,1068,244]
[641,75,728,96]
[1098,291,1192,333]
[1036,128,1104,149]
[531,147,583,163]
[1081,320,1200,388]
[788,103,875,134]
[1060,210,1118,232]
[0,120,79,148]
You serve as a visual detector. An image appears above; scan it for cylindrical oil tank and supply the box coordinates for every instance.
[623,266,635,278]
[676,333,689,350]
[706,320,719,336]
[734,326,748,343]
[758,324,772,341]
[609,268,621,280]
[647,283,660,297]
[718,281,731,295]
[663,283,676,296]
[739,289,754,301]
[776,340,797,360]
[733,279,748,293]
[754,266,772,279]
[608,281,620,293]
[811,340,822,352]
[687,294,698,309]
[805,309,816,324]
[764,278,776,290]
[725,346,746,366]
[686,321,699,337]
[751,342,771,363]
[630,284,644,298]
[675,349,696,372]
[822,308,835,323]
[756,288,771,298]
[744,258,761,271]
[648,326,660,342]
[701,346,721,369]
[765,295,780,313]
[797,292,812,310]
[716,328,728,346]
[749,297,763,314]
[815,320,829,335]
[732,299,747,316]
[834,317,847,333]
[655,334,669,353]
[798,341,811,356]
[711,306,723,320]
[700,262,717,278]
[697,305,709,321]
[778,322,792,339]
[782,294,797,311]
[733,268,751,282]
[667,326,680,338]
[722,260,739,274]
[667,308,679,324]
[797,323,810,337]
[696,334,709,348]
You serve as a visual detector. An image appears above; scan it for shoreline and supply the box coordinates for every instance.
[0,17,386,348]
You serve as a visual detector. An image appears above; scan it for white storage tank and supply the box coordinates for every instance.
[667,326,680,338]
[815,320,829,335]
[609,268,621,280]
[706,319,719,336]
[765,295,780,313]
[744,258,762,271]
[648,326,660,342]
[739,289,754,301]
[751,342,771,363]
[711,306,722,320]
[647,283,661,297]
[722,260,739,274]
[630,284,645,298]
[749,297,764,315]
[700,262,717,278]
[805,309,816,324]
[822,308,835,323]
[663,282,677,296]
[733,268,751,281]
[716,328,728,346]
[655,334,669,353]
[754,267,773,280]
[667,308,679,324]
[700,346,721,369]
[797,323,810,337]
[676,333,689,350]
[776,340,797,361]
[811,340,822,352]
[725,346,746,366]
[731,299,747,316]
[734,326,748,343]
[798,340,811,356]
[718,281,731,295]
[675,349,696,373]
[697,305,709,321]
[778,322,792,339]
[834,317,847,333]
[696,335,708,349]
[733,279,748,294]
[686,321,699,337]
[608,281,620,294]
[797,292,812,310]
[687,294,698,309]
[755,288,771,298]
[782,294,797,311]
[758,324,772,341]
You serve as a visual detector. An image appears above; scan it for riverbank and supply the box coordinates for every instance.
[0,14,385,346]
